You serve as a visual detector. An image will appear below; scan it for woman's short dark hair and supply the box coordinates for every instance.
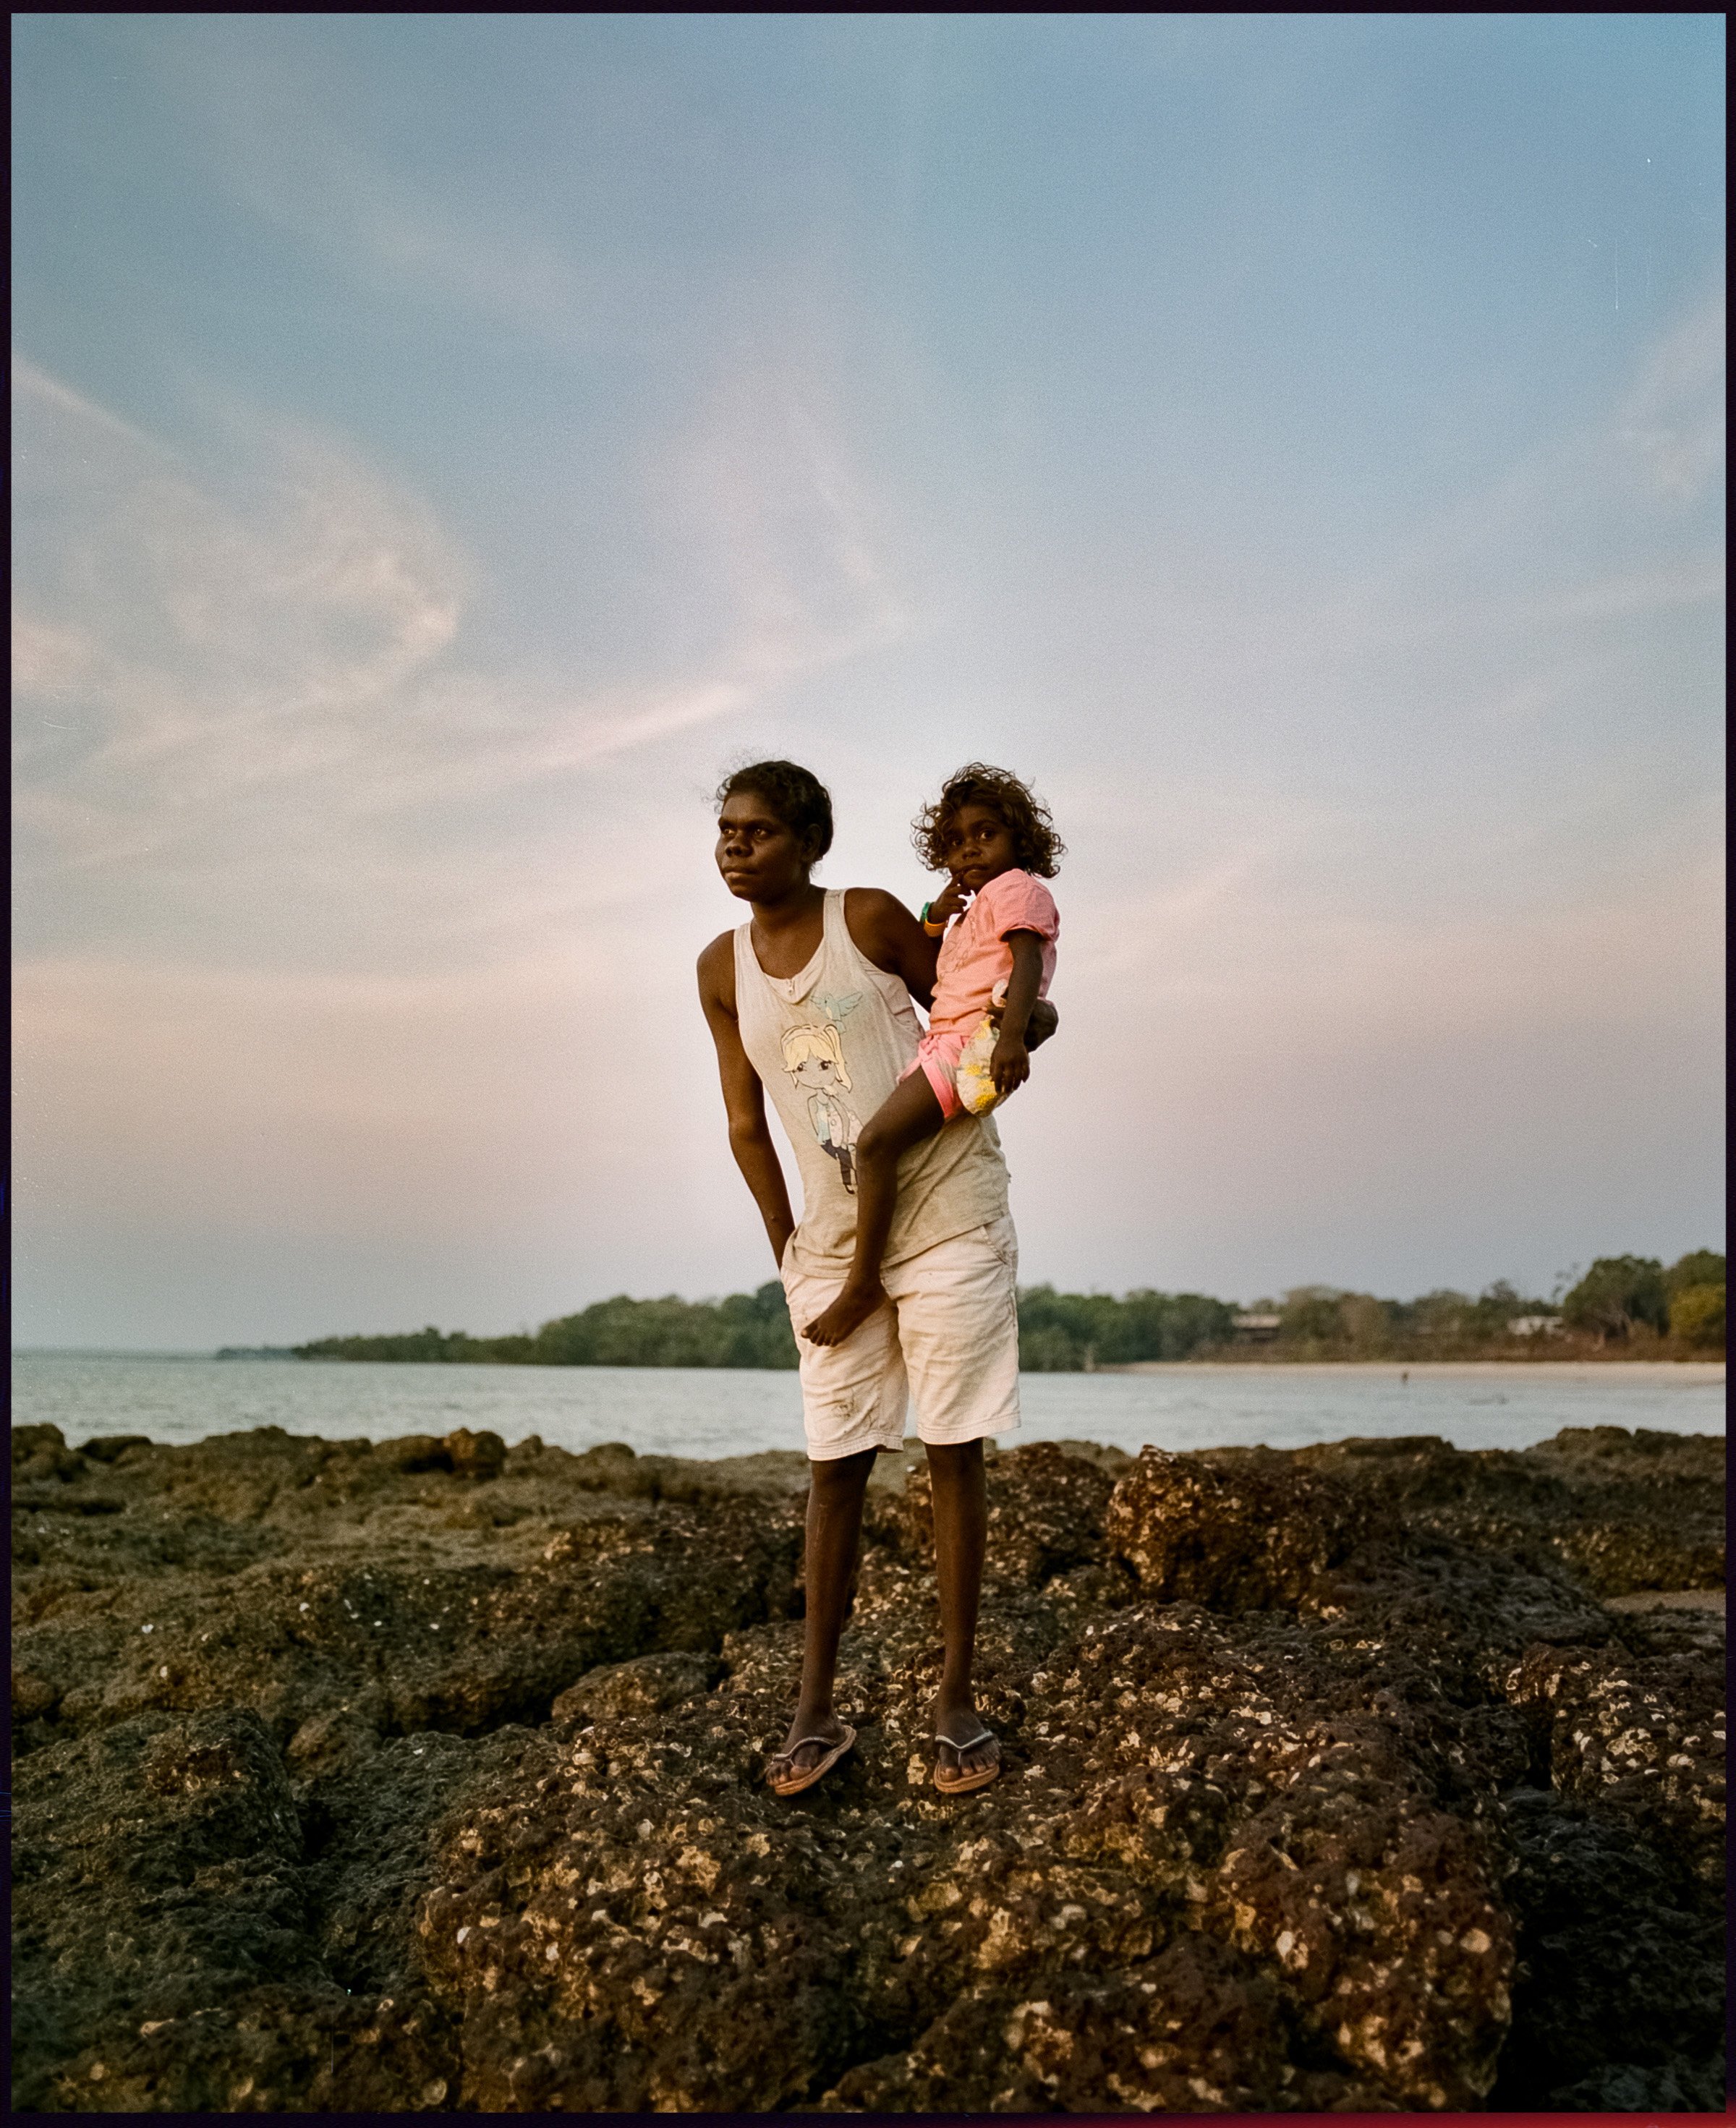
[913,763,1064,878]
[715,759,834,858]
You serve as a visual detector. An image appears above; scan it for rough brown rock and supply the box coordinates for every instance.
[1105,1445,1369,1608]
[1488,1765,1726,2111]
[897,1439,1121,1591]
[550,1649,726,1726]
[1293,1429,1724,1595]
[10,1418,1724,2112]
[1501,1639,1726,1881]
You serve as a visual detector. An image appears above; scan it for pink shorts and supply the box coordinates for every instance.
[902,1021,997,1122]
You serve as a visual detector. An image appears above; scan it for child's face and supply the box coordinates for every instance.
[790,1053,839,1089]
[940,801,1018,891]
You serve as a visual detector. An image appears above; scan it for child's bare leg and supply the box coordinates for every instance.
[803,1071,945,1346]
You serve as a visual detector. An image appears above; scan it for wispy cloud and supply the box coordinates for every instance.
[13,362,464,875]
[11,17,1721,1337]
[658,333,913,676]
[114,22,604,349]
[1617,289,1727,503]
[11,355,169,454]
[1412,286,1724,571]
[12,339,910,962]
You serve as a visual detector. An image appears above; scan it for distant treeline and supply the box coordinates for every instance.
[1241,1251,1725,1361]
[1014,1289,1235,1369]
[291,1251,1724,1369]
[297,1285,801,1370]
[292,1285,1229,1371]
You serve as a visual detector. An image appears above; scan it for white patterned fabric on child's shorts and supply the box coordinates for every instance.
[952,1013,1005,1116]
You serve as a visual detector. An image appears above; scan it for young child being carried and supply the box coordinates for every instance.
[802,763,1062,1348]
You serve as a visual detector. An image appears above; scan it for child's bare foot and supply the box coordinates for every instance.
[804,1280,886,1347]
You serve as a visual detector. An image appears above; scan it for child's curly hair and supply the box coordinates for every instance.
[912,763,1065,879]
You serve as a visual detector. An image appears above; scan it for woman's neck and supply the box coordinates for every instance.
[750,878,825,937]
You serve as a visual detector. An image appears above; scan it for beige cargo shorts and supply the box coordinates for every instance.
[780,1214,1023,1460]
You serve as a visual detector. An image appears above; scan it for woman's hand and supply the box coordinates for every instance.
[1024,997,1058,1050]
[990,996,1058,1049]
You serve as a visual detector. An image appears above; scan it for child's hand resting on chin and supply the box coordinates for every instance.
[926,875,971,927]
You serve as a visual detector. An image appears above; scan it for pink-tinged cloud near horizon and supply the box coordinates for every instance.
[12,14,1725,1348]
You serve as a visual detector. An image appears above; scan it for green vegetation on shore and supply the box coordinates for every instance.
[293,1284,799,1370]
[286,1252,1724,1369]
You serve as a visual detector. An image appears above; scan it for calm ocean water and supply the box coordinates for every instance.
[10,1353,1724,1461]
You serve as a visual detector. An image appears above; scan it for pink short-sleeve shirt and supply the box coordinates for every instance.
[929,869,1060,1040]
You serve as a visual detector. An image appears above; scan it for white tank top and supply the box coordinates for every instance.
[733,890,1010,1272]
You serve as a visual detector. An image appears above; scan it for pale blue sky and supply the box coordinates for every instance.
[12,14,1724,1347]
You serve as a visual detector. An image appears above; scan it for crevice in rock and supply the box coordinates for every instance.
[1489,1784,1726,2111]
[792,2013,911,2111]
[13,1494,127,1515]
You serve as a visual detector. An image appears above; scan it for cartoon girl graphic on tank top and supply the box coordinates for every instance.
[780,995,862,1193]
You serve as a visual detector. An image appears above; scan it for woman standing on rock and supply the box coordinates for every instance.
[697,760,1057,1799]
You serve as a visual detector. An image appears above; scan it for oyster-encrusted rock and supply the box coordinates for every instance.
[11,1418,1723,2112]
[1105,1444,1369,1609]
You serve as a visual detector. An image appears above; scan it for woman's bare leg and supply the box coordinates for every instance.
[926,1439,999,1782]
[804,1071,946,1347]
[775,1447,876,1780]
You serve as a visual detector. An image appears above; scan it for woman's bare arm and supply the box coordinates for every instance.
[843,888,940,1008]
[697,934,796,1267]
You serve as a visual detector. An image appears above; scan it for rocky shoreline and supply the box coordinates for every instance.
[12,1418,1725,2113]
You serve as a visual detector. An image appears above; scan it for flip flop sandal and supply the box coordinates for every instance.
[932,1726,1000,1796]
[765,1724,856,1797]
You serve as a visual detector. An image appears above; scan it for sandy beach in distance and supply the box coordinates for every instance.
[1107,1361,1726,1381]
